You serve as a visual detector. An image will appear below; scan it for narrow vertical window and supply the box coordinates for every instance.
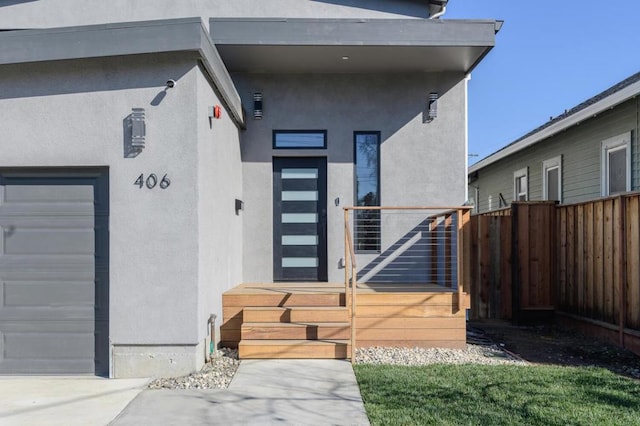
[601,132,631,196]
[542,155,562,202]
[354,132,380,252]
[513,167,528,201]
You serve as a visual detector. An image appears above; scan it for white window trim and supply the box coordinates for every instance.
[488,195,493,211]
[513,167,528,201]
[601,132,631,196]
[542,155,562,203]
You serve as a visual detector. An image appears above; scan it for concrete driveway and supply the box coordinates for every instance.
[0,376,148,426]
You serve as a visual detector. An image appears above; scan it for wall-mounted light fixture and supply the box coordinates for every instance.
[427,92,438,121]
[130,108,146,150]
[253,92,263,120]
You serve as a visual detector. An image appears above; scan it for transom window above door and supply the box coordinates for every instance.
[273,131,327,149]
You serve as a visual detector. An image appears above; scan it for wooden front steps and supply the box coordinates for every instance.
[222,283,468,358]
[223,283,351,359]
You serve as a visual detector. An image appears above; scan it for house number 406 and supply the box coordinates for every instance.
[134,174,171,189]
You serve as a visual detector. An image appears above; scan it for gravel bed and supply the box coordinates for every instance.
[147,343,523,390]
[356,344,528,366]
[147,348,239,390]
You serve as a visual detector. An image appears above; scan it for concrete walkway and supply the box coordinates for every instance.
[0,376,149,426]
[112,359,370,425]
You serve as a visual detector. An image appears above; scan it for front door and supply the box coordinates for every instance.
[273,158,327,281]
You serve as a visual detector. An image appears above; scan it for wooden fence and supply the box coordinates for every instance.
[469,202,556,323]
[469,193,640,355]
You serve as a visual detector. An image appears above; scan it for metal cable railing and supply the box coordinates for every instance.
[344,206,472,361]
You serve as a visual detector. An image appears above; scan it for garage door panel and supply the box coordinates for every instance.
[0,171,109,375]
[2,185,94,203]
[0,308,95,321]
[2,331,93,360]
[1,281,94,307]
[2,228,94,255]
[0,359,95,375]
[0,258,94,272]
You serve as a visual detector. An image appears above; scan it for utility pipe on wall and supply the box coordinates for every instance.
[208,314,217,362]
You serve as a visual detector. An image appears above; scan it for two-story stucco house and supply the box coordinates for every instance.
[0,0,499,378]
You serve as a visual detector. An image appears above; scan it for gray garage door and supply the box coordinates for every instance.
[0,170,109,375]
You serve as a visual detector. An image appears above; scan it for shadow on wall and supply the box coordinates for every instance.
[311,0,428,18]
[357,214,458,285]
[233,73,461,164]
[0,54,192,100]
[0,0,38,7]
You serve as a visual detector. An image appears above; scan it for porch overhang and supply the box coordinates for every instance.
[209,18,501,74]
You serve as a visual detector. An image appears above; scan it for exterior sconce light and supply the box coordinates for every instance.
[130,108,146,151]
[427,92,438,121]
[253,92,263,120]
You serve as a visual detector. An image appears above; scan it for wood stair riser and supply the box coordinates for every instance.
[239,340,350,359]
[241,323,350,340]
[243,307,349,323]
[224,293,344,308]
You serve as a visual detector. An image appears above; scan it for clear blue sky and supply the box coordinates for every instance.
[445,0,640,165]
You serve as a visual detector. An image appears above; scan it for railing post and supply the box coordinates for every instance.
[344,208,350,308]
[351,259,357,364]
[456,208,470,311]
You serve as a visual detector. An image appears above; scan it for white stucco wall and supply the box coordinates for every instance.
[0,0,428,29]
[236,72,467,283]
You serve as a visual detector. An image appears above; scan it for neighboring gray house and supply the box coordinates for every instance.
[469,72,640,213]
[0,0,499,377]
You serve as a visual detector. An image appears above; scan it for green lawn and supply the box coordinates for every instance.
[354,364,640,426]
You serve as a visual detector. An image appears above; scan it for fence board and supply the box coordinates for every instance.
[577,204,585,315]
[627,197,640,329]
[567,206,576,314]
[593,201,605,320]
[500,216,512,319]
[585,203,594,318]
[604,199,617,323]
[613,198,623,338]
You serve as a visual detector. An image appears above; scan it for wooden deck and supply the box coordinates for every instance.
[222,283,467,359]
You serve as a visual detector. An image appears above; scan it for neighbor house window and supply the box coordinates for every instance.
[273,130,327,149]
[488,195,493,211]
[513,167,528,201]
[354,132,380,252]
[542,155,562,202]
[601,132,631,196]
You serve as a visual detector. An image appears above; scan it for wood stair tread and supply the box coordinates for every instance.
[240,339,349,345]
[242,322,350,327]
[243,306,347,311]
